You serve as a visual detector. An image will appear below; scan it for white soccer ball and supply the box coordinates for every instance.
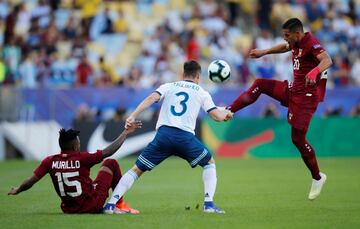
[208,60,231,83]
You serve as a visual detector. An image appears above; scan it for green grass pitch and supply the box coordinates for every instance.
[1,157,360,229]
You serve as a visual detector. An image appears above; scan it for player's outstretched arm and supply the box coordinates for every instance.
[250,43,290,58]
[102,120,142,159]
[209,107,233,122]
[125,92,160,128]
[8,174,40,195]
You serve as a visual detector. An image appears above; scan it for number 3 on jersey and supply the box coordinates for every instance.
[171,92,189,116]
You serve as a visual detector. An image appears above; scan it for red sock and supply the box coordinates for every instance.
[291,127,321,180]
[228,79,284,113]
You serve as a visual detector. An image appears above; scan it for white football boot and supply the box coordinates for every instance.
[308,172,327,200]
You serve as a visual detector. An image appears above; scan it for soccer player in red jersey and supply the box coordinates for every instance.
[8,122,142,213]
[227,18,333,200]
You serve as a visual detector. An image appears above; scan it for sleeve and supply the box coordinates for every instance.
[81,150,103,167]
[154,83,171,102]
[201,91,217,113]
[33,156,52,179]
[309,36,325,57]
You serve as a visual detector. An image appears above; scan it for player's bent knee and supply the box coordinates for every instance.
[99,165,113,176]
[132,165,145,177]
[202,163,216,170]
[196,153,214,167]
[253,78,265,86]
[253,78,261,84]
[291,135,304,147]
[102,158,118,167]
[102,159,120,174]
[291,137,299,146]
[208,158,215,164]
[199,158,216,168]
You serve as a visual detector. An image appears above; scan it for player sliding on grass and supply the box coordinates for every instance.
[103,60,233,214]
[227,18,332,200]
[8,124,142,214]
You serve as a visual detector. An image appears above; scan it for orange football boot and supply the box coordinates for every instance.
[115,201,140,214]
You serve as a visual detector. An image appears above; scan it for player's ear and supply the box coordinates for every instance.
[72,138,80,151]
[195,73,200,83]
[71,145,77,151]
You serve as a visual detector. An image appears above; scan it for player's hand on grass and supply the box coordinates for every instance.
[125,120,142,134]
[249,49,266,58]
[8,187,19,195]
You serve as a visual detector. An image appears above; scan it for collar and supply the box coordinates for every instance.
[60,151,77,154]
[296,32,310,48]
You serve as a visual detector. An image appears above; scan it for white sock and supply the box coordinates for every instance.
[108,169,138,205]
[202,164,217,202]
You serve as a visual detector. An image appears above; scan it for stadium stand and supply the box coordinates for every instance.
[0,0,359,124]
[0,0,358,88]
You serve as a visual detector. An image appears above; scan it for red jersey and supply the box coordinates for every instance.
[34,150,103,213]
[290,32,325,101]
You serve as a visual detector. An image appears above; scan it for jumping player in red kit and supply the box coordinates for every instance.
[227,18,333,200]
[8,122,142,213]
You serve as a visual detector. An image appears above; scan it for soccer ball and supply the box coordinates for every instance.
[208,60,231,83]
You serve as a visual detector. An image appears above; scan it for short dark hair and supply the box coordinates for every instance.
[282,18,303,32]
[59,128,80,150]
[183,60,201,78]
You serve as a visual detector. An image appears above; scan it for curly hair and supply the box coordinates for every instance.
[58,128,80,150]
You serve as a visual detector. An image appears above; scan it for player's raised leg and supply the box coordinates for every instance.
[228,79,287,113]
[291,127,327,200]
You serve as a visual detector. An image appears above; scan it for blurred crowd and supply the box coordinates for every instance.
[0,0,359,89]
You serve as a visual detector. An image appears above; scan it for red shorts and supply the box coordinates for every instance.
[276,80,319,131]
[63,170,113,213]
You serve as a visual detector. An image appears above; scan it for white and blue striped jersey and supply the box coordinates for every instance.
[155,80,217,134]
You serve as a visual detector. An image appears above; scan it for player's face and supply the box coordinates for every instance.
[282,29,299,47]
